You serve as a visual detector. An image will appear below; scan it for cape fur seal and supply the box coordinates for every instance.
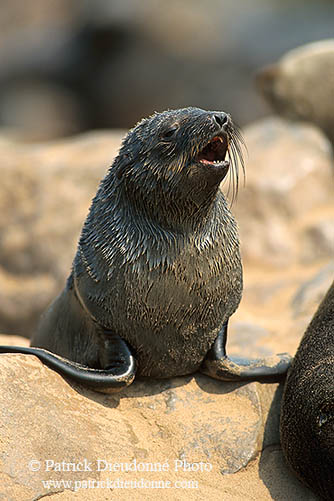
[280,280,334,501]
[0,107,290,392]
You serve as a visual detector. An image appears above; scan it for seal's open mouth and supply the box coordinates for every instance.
[197,134,229,167]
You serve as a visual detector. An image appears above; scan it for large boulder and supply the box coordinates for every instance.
[0,335,316,500]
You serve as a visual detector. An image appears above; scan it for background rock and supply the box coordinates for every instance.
[0,131,123,335]
[291,262,334,321]
[257,39,334,145]
[234,117,333,268]
[1,1,334,139]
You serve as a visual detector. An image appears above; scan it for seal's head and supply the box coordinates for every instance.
[112,107,244,213]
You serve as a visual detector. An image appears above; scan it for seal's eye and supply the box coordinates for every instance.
[161,126,178,140]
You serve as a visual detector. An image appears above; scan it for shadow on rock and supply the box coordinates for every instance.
[73,371,246,409]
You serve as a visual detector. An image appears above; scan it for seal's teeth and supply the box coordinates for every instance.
[196,132,229,165]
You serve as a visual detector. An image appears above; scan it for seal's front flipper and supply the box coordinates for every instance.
[200,321,292,383]
[97,330,137,392]
[0,333,136,393]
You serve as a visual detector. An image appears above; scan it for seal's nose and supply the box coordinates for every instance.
[212,113,229,129]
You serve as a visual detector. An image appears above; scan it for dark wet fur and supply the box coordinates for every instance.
[281,281,334,501]
[32,107,245,378]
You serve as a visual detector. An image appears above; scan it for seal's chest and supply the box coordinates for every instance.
[119,245,240,333]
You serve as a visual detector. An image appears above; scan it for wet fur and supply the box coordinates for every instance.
[32,107,244,378]
[280,280,334,500]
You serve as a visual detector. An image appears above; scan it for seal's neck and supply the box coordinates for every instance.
[115,171,223,234]
[76,170,237,277]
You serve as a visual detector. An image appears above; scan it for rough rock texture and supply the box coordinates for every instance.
[0,336,317,500]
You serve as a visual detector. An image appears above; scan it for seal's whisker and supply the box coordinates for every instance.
[233,127,245,145]
[225,139,238,204]
[233,133,246,171]
[231,142,239,203]
[222,121,247,205]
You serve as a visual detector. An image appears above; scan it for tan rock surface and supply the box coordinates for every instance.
[0,338,317,500]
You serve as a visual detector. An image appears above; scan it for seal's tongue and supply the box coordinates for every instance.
[197,135,229,165]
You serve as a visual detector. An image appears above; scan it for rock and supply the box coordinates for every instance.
[228,321,273,358]
[227,118,333,363]
[256,39,334,145]
[0,334,314,500]
[0,131,124,336]
[291,262,334,320]
[234,117,334,268]
[301,219,334,264]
